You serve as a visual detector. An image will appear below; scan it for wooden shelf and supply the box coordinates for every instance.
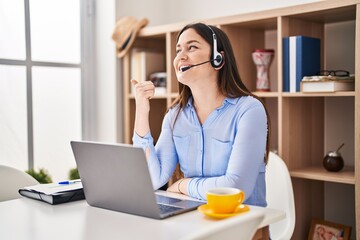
[290,166,355,184]
[253,91,279,98]
[282,91,355,97]
[129,94,168,99]
[121,1,360,238]
[170,93,178,98]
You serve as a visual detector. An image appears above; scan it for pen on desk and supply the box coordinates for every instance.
[58,180,81,185]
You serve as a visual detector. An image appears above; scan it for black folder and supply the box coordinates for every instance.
[18,182,85,205]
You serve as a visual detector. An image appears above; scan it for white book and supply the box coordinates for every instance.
[289,36,297,93]
[131,50,165,82]
[130,50,165,94]
[301,80,354,92]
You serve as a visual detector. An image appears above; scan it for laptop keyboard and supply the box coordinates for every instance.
[157,204,183,214]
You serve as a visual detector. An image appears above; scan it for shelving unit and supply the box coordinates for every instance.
[121,1,359,238]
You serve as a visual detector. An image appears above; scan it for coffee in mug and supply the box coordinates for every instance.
[206,187,245,214]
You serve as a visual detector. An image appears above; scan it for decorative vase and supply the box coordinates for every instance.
[323,143,345,172]
[252,49,274,91]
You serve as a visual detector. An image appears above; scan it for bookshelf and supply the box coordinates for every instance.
[121,0,359,238]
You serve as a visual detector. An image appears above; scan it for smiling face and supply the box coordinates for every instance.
[173,28,215,86]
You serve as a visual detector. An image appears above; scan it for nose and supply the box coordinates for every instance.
[176,48,188,60]
[174,50,187,68]
[181,54,188,61]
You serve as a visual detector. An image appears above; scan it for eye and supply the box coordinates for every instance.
[175,44,199,55]
[189,45,198,51]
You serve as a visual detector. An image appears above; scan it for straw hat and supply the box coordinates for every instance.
[112,16,149,58]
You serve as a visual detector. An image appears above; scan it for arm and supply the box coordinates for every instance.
[132,109,179,190]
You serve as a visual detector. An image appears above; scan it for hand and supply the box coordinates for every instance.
[131,79,155,137]
[166,181,180,193]
[167,178,189,195]
[131,79,155,114]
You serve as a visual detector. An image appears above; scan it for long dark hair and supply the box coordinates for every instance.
[170,23,270,163]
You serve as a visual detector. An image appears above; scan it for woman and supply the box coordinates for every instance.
[131,23,270,207]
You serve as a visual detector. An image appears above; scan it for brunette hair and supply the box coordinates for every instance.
[170,23,270,163]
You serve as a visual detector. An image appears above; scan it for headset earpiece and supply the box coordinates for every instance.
[208,26,223,68]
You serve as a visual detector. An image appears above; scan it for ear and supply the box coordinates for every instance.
[214,52,225,70]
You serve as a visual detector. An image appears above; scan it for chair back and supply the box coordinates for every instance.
[180,210,265,240]
[266,151,295,239]
[0,165,39,202]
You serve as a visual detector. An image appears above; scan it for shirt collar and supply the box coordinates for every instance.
[187,96,239,110]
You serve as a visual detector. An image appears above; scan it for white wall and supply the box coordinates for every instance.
[95,0,118,142]
[116,0,321,26]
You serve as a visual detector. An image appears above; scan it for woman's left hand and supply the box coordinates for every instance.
[167,178,190,195]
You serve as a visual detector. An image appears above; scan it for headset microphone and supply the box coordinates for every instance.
[180,55,222,72]
[180,60,211,72]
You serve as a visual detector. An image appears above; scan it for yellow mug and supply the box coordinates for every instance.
[206,187,245,214]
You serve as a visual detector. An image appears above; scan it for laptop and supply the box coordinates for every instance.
[70,141,204,219]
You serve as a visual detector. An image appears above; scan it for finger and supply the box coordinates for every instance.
[139,81,155,90]
[142,90,154,100]
[134,81,154,91]
[131,79,138,86]
[137,84,155,94]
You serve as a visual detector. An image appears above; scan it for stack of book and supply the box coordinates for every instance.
[283,36,320,92]
[300,75,355,93]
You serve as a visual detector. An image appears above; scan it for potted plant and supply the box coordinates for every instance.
[26,168,52,184]
[68,167,80,180]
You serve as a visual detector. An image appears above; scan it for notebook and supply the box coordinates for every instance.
[70,141,204,219]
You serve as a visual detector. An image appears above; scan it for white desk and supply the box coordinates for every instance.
[0,194,285,240]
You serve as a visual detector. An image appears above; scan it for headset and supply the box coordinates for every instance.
[180,25,224,72]
[207,25,223,68]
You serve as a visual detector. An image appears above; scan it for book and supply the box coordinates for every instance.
[19,181,85,205]
[282,38,290,92]
[131,50,165,81]
[283,36,320,92]
[301,79,355,93]
[130,50,166,95]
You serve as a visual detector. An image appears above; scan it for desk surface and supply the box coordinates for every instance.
[0,192,285,240]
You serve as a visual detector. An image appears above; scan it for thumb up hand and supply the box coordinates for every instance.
[131,79,155,113]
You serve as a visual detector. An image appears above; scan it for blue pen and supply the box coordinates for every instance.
[58,180,81,185]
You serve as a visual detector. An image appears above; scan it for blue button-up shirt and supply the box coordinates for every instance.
[133,96,267,207]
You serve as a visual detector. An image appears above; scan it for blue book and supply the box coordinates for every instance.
[283,38,290,92]
[283,36,320,92]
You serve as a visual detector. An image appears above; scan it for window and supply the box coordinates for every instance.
[0,0,93,181]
